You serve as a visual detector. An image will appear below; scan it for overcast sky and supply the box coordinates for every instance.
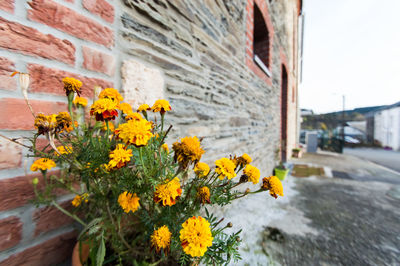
[300,0,400,114]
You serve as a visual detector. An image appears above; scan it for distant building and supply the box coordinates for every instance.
[301,108,314,116]
[367,102,400,150]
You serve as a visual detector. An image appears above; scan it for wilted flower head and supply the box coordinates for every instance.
[172,136,205,168]
[197,186,211,204]
[56,112,72,132]
[34,113,57,135]
[62,77,82,96]
[233,153,252,168]
[151,225,172,253]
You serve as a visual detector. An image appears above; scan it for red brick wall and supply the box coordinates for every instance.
[0,0,116,264]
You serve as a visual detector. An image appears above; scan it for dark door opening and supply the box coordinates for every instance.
[281,64,288,161]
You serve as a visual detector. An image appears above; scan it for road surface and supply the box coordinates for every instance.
[344,147,400,173]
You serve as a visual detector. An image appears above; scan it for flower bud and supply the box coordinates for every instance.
[32,177,39,185]
[245,188,251,194]
[227,222,233,228]
[235,237,241,242]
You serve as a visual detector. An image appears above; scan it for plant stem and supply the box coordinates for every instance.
[52,200,86,226]
[139,147,149,178]
[106,202,132,251]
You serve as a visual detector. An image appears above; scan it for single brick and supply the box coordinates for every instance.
[0,216,22,252]
[0,17,75,65]
[0,137,22,170]
[0,98,68,130]
[28,64,113,98]
[83,0,114,23]
[0,171,62,211]
[33,201,74,236]
[0,0,14,13]
[0,56,17,91]
[82,46,115,76]
[0,230,77,266]
[28,0,114,47]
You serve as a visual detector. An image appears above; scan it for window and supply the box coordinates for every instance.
[245,0,274,85]
[253,4,271,76]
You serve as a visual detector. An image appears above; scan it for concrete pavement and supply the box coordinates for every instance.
[344,147,400,173]
[262,151,400,265]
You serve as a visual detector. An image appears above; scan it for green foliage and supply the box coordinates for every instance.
[27,87,277,265]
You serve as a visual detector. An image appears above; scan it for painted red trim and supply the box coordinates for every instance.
[279,47,289,161]
[245,0,274,86]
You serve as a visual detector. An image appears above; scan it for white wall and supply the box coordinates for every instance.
[374,106,400,150]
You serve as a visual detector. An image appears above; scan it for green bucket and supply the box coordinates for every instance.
[274,168,289,181]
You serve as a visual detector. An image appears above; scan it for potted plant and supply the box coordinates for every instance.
[273,162,290,181]
[5,73,285,265]
[292,148,302,158]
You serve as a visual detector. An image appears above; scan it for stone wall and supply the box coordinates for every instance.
[0,0,301,264]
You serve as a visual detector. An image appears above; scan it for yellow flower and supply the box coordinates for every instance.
[102,121,115,132]
[194,162,210,178]
[137,104,151,112]
[54,145,73,156]
[118,191,140,213]
[62,77,82,96]
[125,112,143,121]
[118,102,133,115]
[71,193,89,207]
[115,119,153,146]
[197,186,210,204]
[108,144,133,169]
[151,225,172,253]
[233,153,252,167]
[172,136,205,168]
[30,158,56,172]
[73,96,88,107]
[151,99,171,114]
[215,158,236,180]
[243,164,260,184]
[261,176,284,199]
[161,143,169,153]
[180,216,213,257]
[154,177,182,206]
[90,98,119,121]
[34,113,57,135]
[99,88,123,103]
[56,112,72,132]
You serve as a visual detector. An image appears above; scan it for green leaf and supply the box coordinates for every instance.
[96,235,106,266]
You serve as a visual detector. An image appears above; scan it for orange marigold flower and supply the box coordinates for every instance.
[99,88,123,103]
[118,102,133,115]
[56,112,72,132]
[261,176,284,199]
[137,104,151,112]
[34,113,57,135]
[115,119,153,146]
[73,96,88,107]
[62,77,82,96]
[172,136,205,168]
[151,99,171,114]
[31,158,56,172]
[125,112,143,121]
[54,145,73,156]
[102,121,115,132]
[215,158,236,180]
[90,98,119,121]
[194,162,210,178]
[179,216,213,257]
[118,191,140,213]
[154,177,182,206]
[72,193,89,207]
[242,164,260,184]
[161,143,169,153]
[108,144,133,169]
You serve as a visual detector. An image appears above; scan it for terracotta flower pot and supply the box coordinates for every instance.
[72,242,90,266]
